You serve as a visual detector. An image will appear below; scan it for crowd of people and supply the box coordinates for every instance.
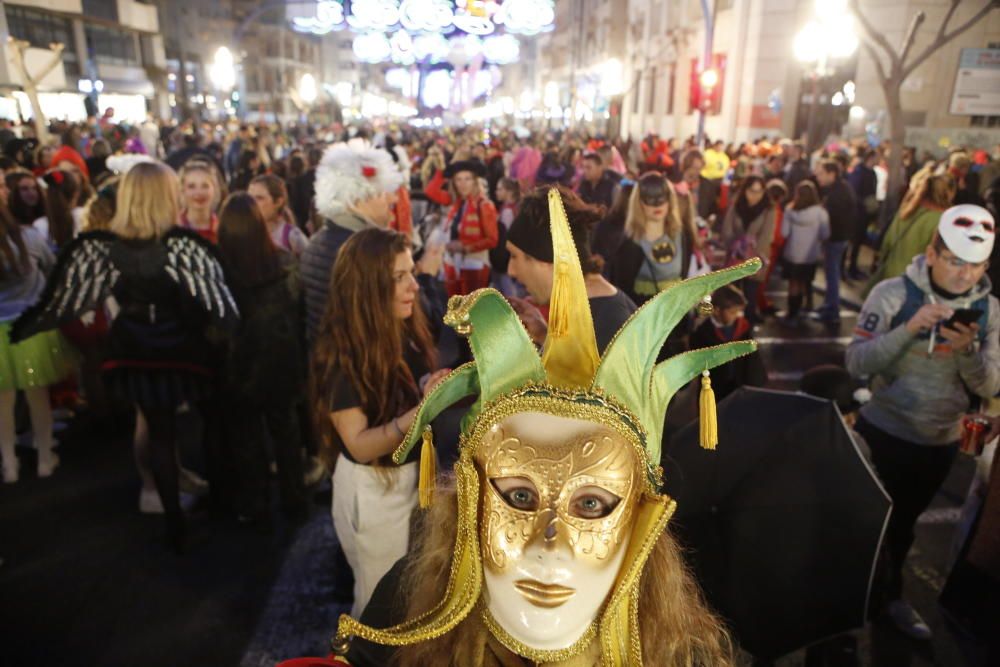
[2,111,1000,663]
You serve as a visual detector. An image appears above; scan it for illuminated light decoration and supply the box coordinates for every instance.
[292,1,346,34]
[398,0,454,32]
[494,0,555,35]
[347,0,400,32]
[390,30,416,65]
[447,35,483,67]
[385,67,411,90]
[388,101,418,117]
[472,68,495,98]
[421,69,454,108]
[452,0,496,35]
[482,34,519,65]
[413,33,451,62]
[353,32,392,63]
[361,92,389,116]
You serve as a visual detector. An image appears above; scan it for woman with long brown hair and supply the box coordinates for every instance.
[310,226,447,616]
[217,193,308,525]
[34,168,84,249]
[720,174,776,323]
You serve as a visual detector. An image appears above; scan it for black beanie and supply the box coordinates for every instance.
[506,199,594,265]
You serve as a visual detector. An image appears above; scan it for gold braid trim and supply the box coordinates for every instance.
[335,454,483,644]
[462,384,664,494]
[598,494,677,666]
[479,602,600,664]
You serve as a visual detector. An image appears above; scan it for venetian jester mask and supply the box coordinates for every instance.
[337,190,761,664]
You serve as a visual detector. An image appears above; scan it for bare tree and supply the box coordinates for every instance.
[848,0,998,208]
[7,37,66,144]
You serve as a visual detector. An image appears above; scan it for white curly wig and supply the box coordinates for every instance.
[106,154,156,174]
[315,145,404,219]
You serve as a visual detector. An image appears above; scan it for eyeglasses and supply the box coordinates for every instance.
[941,254,989,270]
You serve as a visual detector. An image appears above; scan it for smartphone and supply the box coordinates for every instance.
[943,308,983,330]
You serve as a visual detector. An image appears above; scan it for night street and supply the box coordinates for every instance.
[0,266,982,667]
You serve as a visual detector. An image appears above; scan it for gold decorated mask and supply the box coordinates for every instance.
[475,409,644,655]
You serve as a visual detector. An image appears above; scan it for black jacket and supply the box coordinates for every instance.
[300,213,363,345]
[578,172,618,210]
[820,178,858,242]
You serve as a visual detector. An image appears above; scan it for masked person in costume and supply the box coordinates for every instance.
[305,189,762,666]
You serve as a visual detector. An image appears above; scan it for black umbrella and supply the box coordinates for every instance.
[662,387,891,660]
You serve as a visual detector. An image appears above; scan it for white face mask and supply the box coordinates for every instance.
[939,204,996,264]
[475,412,641,653]
[483,531,629,651]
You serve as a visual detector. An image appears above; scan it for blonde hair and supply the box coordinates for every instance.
[110,161,179,240]
[898,164,955,221]
[625,180,684,241]
[394,478,734,667]
[179,159,225,210]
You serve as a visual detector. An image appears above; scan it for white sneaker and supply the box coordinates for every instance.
[2,458,19,484]
[37,451,60,478]
[887,599,933,640]
[138,489,197,514]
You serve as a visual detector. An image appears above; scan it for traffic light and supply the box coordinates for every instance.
[689,55,726,114]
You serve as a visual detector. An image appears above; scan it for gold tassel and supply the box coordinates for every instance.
[418,426,437,509]
[699,370,718,450]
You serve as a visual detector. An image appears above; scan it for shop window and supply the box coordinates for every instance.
[85,24,140,67]
[4,6,80,76]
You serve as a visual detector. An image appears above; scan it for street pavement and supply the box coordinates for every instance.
[0,263,984,667]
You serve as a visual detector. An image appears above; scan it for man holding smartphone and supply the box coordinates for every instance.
[847,204,999,640]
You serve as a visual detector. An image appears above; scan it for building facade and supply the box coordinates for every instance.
[0,0,166,124]
[536,0,999,153]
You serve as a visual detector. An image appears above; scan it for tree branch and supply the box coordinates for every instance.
[864,42,889,89]
[849,0,901,74]
[935,0,962,45]
[903,0,999,79]
[897,11,926,68]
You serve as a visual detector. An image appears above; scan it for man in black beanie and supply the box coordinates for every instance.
[505,185,636,352]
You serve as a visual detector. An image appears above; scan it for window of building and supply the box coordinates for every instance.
[85,24,140,66]
[82,0,118,22]
[4,6,80,76]
[648,66,658,114]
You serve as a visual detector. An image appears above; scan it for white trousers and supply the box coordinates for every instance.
[331,454,418,617]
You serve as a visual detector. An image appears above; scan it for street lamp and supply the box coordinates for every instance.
[794,0,858,151]
[299,73,317,104]
[209,46,236,92]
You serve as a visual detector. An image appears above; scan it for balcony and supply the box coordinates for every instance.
[116,0,159,33]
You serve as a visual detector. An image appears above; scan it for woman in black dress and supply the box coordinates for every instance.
[13,161,239,551]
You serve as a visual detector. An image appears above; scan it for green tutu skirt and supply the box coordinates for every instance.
[0,321,78,392]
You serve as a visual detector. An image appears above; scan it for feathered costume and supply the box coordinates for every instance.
[12,227,238,408]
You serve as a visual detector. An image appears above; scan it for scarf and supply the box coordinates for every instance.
[735,196,769,232]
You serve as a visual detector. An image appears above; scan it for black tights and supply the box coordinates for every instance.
[140,405,184,548]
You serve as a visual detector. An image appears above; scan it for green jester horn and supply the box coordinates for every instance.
[593,258,762,463]
[393,290,545,464]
